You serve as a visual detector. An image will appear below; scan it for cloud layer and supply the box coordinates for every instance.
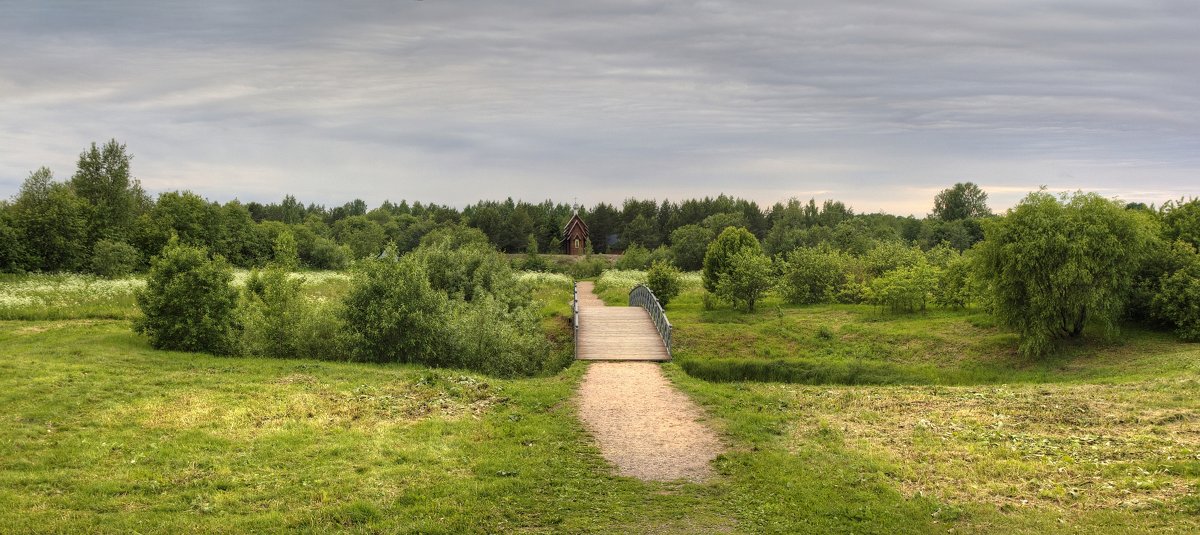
[3,0,1198,215]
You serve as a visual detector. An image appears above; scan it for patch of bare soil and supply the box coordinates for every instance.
[577,362,722,482]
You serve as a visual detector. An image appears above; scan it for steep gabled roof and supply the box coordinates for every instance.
[563,213,589,236]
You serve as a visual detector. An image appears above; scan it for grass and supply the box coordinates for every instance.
[1,270,1198,532]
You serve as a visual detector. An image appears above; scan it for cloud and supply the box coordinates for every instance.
[1,0,1198,216]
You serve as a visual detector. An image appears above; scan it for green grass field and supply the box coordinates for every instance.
[0,271,1197,533]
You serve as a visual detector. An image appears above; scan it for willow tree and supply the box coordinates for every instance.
[976,191,1154,357]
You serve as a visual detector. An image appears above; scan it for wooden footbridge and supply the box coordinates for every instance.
[574,281,671,361]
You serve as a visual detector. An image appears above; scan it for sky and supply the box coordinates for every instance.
[2,0,1198,216]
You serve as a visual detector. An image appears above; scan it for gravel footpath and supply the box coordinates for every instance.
[577,362,722,482]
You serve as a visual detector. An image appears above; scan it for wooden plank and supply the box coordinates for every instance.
[574,281,671,361]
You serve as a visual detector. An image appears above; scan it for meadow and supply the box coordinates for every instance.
[1,269,1197,533]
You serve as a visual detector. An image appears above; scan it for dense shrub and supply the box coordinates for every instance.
[239,269,343,359]
[976,191,1155,357]
[933,253,974,309]
[703,226,762,293]
[134,241,239,354]
[1153,244,1200,341]
[568,256,610,279]
[716,249,775,312]
[305,237,351,270]
[646,260,681,308]
[1161,197,1200,248]
[863,241,924,278]
[446,294,551,377]
[90,239,141,278]
[341,255,449,364]
[411,240,530,309]
[869,261,938,312]
[779,246,848,305]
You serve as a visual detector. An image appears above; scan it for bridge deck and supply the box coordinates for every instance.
[575,281,670,361]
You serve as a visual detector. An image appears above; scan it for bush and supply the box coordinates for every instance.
[306,237,351,270]
[134,241,239,354]
[646,260,681,308]
[863,241,924,278]
[868,261,938,312]
[779,246,848,305]
[1153,244,1200,341]
[411,241,530,309]
[568,256,609,279]
[447,294,551,377]
[703,226,761,293]
[932,253,974,309]
[239,269,343,360]
[715,249,775,312]
[90,239,141,278]
[615,244,652,270]
[340,255,450,364]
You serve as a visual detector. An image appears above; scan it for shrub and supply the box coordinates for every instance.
[716,249,775,312]
[646,260,681,308]
[863,241,924,278]
[239,269,343,360]
[975,191,1155,357]
[411,241,530,309]
[703,226,761,293]
[869,261,938,312]
[134,240,239,354]
[341,255,450,364]
[779,246,848,305]
[932,253,974,309]
[1153,244,1200,341]
[447,294,550,377]
[305,237,350,270]
[568,256,609,279]
[616,244,652,270]
[90,239,141,278]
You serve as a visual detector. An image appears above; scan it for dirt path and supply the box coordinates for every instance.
[578,362,721,482]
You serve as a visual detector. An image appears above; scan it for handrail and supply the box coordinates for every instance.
[572,282,580,358]
[628,284,672,358]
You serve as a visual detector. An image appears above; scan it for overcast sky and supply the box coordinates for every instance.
[2,1,1198,215]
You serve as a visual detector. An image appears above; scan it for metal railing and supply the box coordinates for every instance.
[572,282,580,358]
[628,284,672,358]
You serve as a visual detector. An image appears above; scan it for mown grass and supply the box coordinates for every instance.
[661,286,1199,386]
[2,272,1197,533]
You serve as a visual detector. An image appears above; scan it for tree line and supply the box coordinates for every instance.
[1,140,996,275]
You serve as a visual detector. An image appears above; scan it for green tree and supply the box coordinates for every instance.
[333,215,387,259]
[715,249,774,312]
[615,243,652,270]
[976,191,1153,357]
[69,139,146,245]
[1152,242,1200,341]
[646,260,681,308]
[272,230,300,270]
[134,240,239,354]
[11,167,90,271]
[1160,197,1200,249]
[702,226,762,293]
[669,224,713,271]
[932,182,991,221]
